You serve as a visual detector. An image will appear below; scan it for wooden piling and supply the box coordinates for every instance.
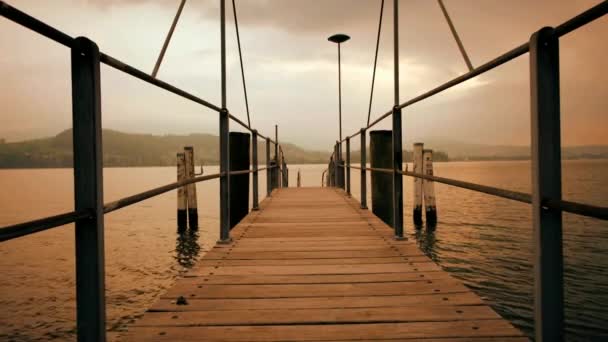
[413,143,424,226]
[184,146,198,229]
[422,149,437,225]
[370,130,393,227]
[229,132,250,229]
[297,169,301,187]
[176,152,187,231]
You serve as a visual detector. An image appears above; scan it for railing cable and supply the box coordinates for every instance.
[437,0,473,72]
[366,0,384,126]
[151,0,186,78]
[232,0,251,128]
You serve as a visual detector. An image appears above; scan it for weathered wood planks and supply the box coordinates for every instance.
[123,187,526,341]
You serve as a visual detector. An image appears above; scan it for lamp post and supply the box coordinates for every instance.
[328,33,350,189]
[327,33,350,142]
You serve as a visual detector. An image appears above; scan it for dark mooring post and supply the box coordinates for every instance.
[71,37,106,342]
[530,27,563,342]
[176,152,187,230]
[252,130,259,210]
[360,128,367,209]
[229,132,250,228]
[346,137,351,196]
[266,137,271,196]
[370,130,393,227]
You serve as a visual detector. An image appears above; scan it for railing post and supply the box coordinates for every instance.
[333,143,338,187]
[346,137,351,196]
[252,130,259,210]
[392,107,404,239]
[218,0,231,243]
[71,36,106,342]
[530,26,563,342]
[266,137,271,196]
[392,0,404,240]
[360,128,367,209]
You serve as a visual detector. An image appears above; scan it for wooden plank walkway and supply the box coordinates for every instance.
[124,187,526,341]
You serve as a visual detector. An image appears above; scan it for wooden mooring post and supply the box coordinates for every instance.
[413,143,424,226]
[184,146,198,229]
[370,130,393,227]
[423,149,437,225]
[229,132,250,229]
[176,152,187,230]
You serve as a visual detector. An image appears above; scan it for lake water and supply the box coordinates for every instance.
[1,160,607,341]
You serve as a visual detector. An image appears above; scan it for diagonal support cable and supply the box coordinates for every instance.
[232,0,251,128]
[152,0,187,78]
[437,0,473,71]
[367,0,385,127]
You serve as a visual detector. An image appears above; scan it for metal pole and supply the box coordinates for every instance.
[338,43,342,142]
[266,137,271,196]
[393,0,399,106]
[71,36,106,342]
[530,26,563,342]
[392,0,404,239]
[360,128,367,209]
[252,130,259,210]
[346,137,351,196]
[152,0,186,78]
[219,0,230,243]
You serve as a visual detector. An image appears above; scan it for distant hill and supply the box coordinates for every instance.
[0,129,329,168]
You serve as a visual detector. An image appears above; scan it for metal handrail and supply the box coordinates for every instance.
[0,172,223,242]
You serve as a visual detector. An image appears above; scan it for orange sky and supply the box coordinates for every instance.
[0,0,606,149]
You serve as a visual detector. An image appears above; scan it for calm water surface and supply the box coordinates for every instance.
[1,160,607,341]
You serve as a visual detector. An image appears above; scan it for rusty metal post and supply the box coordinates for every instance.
[346,136,351,196]
[252,130,259,210]
[71,36,106,342]
[530,27,563,342]
[360,128,367,209]
[266,137,271,196]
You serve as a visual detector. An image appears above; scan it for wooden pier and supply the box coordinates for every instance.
[123,187,525,341]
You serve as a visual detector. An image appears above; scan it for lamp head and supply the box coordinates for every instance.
[328,34,350,44]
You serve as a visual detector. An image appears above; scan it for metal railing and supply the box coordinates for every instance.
[0,1,286,341]
[325,2,608,341]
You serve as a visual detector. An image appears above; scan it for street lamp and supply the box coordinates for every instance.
[328,33,350,189]
[327,33,350,142]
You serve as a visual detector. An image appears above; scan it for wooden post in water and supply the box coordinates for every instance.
[360,128,368,209]
[422,149,437,225]
[413,143,424,226]
[184,146,198,229]
[229,132,250,229]
[370,130,393,227]
[297,169,301,187]
[176,152,188,230]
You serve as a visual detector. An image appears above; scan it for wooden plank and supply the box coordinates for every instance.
[149,292,486,311]
[133,305,501,326]
[162,280,469,299]
[177,272,453,285]
[124,320,523,341]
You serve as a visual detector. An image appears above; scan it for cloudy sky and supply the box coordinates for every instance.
[0,0,606,150]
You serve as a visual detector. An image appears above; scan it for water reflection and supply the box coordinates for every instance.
[174,230,201,269]
[414,224,439,262]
